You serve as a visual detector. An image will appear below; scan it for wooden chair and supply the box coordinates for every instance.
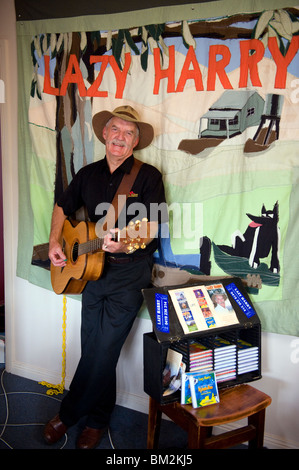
[147,384,271,449]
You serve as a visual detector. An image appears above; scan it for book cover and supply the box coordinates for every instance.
[189,371,220,408]
[169,284,239,335]
[162,348,186,396]
[180,373,193,405]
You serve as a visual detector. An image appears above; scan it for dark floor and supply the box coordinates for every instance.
[0,365,191,451]
[0,364,251,459]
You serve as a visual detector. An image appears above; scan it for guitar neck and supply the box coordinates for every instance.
[77,232,119,257]
[78,237,104,256]
[71,219,149,259]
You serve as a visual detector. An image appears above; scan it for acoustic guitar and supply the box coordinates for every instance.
[51,218,150,295]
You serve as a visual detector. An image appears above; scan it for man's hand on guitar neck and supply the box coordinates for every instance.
[102,228,125,254]
[101,220,158,255]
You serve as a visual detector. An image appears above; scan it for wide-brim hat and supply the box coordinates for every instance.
[92,105,154,150]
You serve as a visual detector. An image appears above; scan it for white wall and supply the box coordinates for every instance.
[1,0,299,450]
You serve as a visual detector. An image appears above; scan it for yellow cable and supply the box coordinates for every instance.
[39,295,67,395]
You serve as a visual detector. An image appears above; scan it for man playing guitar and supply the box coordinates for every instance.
[44,105,166,449]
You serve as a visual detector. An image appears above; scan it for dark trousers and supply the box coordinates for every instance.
[59,256,153,429]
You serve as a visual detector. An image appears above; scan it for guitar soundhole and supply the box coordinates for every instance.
[72,242,79,263]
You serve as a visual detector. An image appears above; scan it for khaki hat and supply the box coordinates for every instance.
[92,105,154,150]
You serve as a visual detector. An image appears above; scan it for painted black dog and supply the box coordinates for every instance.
[218,202,280,273]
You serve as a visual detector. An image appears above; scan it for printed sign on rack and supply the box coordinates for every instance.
[155,293,170,333]
[226,283,256,318]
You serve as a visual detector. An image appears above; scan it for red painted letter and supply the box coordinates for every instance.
[207,45,233,91]
[153,45,176,94]
[109,53,131,99]
[176,46,204,92]
[268,35,299,88]
[87,55,109,97]
[239,39,264,88]
[60,54,86,96]
[43,55,59,96]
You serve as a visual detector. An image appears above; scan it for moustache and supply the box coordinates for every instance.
[108,139,128,148]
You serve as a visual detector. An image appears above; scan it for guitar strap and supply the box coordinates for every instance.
[97,158,143,237]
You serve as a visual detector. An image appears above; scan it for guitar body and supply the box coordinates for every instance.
[51,219,105,295]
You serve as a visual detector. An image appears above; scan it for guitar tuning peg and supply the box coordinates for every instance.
[141,243,146,249]
[142,218,148,222]
[128,220,134,226]
[135,220,140,225]
[127,245,135,254]
[134,243,140,249]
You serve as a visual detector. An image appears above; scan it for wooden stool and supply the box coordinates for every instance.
[147,384,271,449]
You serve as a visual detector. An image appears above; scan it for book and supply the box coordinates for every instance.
[181,371,219,407]
[169,283,239,335]
[181,373,193,405]
[162,348,186,396]
[189,371,220,408]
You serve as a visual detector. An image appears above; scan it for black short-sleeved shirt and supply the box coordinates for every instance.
[57,155,167,258]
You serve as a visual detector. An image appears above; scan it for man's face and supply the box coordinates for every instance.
[215,295,226,308]
[103,116,139,161]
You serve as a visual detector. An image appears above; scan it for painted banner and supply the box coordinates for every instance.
[16,5,299,335]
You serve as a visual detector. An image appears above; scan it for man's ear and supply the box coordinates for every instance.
[133,135,140,149]
[102,126,107,141]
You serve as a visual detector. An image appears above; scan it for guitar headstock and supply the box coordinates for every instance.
[117,218,151,253]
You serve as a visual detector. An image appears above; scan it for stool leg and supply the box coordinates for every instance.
[248,409,266,449]
[147,397,162,449]
[188,424,213,449]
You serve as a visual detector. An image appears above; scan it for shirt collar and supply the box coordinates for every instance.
[104,154,134,174]
[121,155,134,174]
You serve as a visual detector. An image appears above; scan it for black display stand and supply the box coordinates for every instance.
[143,277,262,404]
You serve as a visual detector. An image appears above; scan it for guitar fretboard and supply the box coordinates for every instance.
[77,237,104,256]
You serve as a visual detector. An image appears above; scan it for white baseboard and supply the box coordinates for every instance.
[262,432,299,450]
[6,360,72,390]
[116,389,150,415]
[214,422,299,450]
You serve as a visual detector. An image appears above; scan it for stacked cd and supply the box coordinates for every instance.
[213,337,237,383]
[237,339,259,374]
[188,341,213,372]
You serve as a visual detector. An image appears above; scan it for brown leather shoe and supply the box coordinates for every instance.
[43,414,68,444]
[76,426,106,449]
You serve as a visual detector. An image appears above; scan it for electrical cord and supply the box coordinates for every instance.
[0,297,117,449]
[0,296,116,449]
[0,368,115,450]
[0,368,68,449]
[0,367,10,448]
[0,368,116,450]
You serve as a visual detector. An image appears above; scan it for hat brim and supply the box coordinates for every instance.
[92,110,154,150]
